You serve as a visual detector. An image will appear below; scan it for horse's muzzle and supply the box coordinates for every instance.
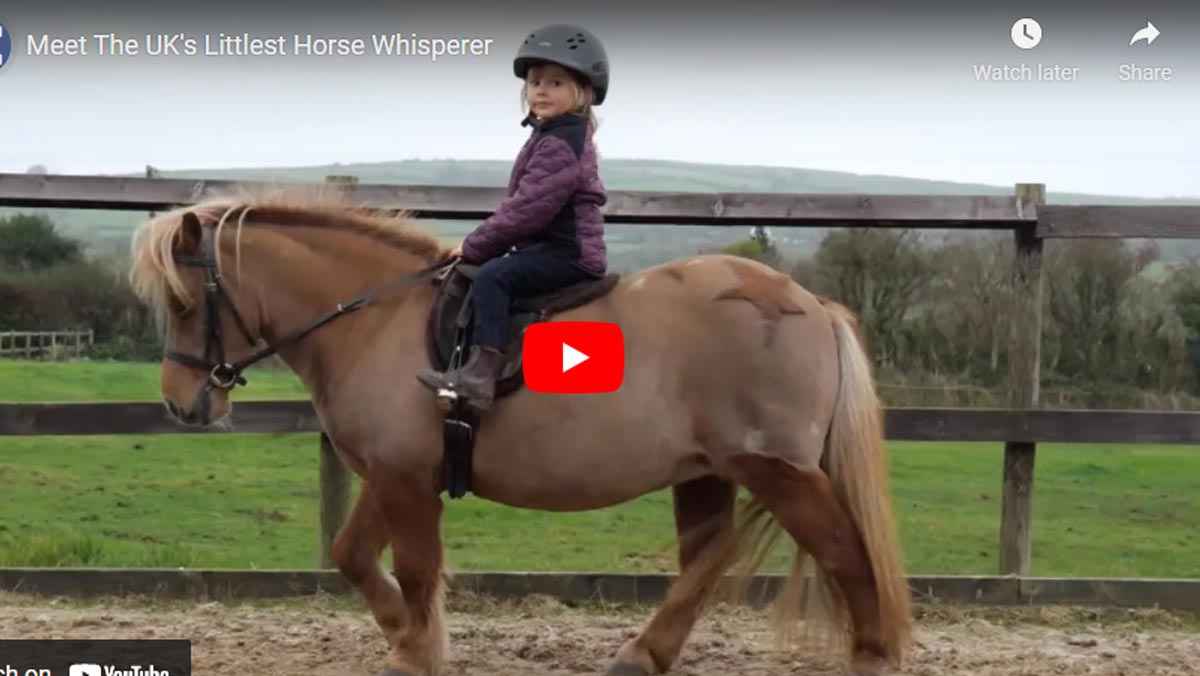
[165,397,209,426]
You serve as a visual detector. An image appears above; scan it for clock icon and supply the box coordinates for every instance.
[1011,18,1042,49]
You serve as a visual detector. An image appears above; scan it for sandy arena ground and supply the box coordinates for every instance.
[1,592,1197,675]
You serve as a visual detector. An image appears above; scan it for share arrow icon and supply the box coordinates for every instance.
[1129,21,1161,46]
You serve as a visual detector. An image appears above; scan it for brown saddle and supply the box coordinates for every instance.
[424,261,620,401]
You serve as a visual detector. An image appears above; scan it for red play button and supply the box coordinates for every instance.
[562,342,589,373]
[523,322,624,394]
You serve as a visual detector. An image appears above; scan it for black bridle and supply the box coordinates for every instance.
[165,227,447,409]
[165,228,258,393]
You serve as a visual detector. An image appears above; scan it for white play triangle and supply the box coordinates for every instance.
[562,342,589,373]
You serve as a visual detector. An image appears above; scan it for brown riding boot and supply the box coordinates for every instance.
[454,346,506,411]
[416,346,506,411]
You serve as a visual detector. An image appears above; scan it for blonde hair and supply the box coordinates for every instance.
[520,63,600,136]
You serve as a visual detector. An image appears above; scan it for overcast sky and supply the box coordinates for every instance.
[1,0,1196,198]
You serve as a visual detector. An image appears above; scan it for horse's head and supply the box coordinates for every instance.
[130,187,449,427]
[130,207,264,426]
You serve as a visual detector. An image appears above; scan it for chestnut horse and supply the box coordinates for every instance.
[129,186,912,676]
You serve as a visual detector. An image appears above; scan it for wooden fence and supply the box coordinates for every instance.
[2,172,1199,604]
[0,329,95,359]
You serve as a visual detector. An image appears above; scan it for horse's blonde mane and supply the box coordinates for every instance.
[129,184,445,313]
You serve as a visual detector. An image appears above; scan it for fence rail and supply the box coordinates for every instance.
[2,568,1199,611]
[2,171,1197,237]
[3,173,1200,599]
[3,401,1200,444]
[0,330,94,359]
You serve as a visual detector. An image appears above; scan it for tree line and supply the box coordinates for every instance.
[725,229,1200,409]
[0,214,159,360]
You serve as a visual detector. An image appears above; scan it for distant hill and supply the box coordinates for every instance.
[7,159,1199,272]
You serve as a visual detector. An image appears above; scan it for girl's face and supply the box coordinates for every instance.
[525,64,582,119]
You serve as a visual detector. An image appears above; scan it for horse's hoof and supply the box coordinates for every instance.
[376,669,417,676]
[605,663,651,676]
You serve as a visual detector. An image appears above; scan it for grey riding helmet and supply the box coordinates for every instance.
[513,24,609,105]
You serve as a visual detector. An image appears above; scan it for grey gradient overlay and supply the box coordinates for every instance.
[1,0,1196,198]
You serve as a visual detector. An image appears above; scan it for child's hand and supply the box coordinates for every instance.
[446,240,464,259]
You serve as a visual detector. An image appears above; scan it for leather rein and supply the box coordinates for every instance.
[165,226,446,401]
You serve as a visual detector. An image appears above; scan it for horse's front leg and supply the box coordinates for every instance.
[332,483,407,649]
[368,473,448,676]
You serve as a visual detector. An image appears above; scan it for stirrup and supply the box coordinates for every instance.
[435,386,460,412]
[417,369,462,412]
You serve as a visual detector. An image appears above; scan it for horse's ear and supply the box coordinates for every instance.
[177,211,203,253]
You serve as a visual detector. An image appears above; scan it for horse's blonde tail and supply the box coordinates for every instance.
[815,299,913,664]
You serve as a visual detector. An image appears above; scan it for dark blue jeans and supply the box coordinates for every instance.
[471,251,596,349]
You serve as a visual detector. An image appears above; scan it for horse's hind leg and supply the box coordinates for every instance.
[607,476,737,675]
[726,454,889,676]
[332,483,406,648]
[367,475,448,676]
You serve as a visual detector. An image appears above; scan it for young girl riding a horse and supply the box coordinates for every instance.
[134,24,914,673]
[417,23,611,411]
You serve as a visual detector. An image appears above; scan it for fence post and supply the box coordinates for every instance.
[316,174,358,569]
[318,432,351,569]
[1000,183,1045,576]
[146,165,159,220]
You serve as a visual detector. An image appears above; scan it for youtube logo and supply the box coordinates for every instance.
[523,321,624,394]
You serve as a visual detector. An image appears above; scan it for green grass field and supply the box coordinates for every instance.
[1,361,1198,578]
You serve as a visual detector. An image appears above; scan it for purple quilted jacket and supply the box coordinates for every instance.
[461,113,607,274]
